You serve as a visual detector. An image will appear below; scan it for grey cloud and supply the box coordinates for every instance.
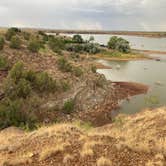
[0,0,165,30]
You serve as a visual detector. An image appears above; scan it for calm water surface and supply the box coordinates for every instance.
[97,56,166,114]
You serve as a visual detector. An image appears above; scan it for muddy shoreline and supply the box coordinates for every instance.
[72,80,149,127]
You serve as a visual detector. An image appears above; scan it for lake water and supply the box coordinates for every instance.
[97,56,166,114]
[61,33,166,115]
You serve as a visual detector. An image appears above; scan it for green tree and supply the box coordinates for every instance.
[108,36,130,53]
[72,34,83,43]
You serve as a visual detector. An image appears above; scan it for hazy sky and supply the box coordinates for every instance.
[0,0,165,31]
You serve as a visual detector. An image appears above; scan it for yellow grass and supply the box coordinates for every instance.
[96,157,112,166]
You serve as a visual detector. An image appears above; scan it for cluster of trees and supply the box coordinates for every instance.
[107,36,131,53]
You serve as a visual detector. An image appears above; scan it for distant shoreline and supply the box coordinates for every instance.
[1,27,166,38]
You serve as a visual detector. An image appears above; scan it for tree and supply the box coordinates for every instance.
[72,34,83,43]
[89,36,95,43]
[108,36,130,53]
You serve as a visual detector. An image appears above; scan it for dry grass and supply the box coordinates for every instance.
[2,157,32,166]
[39,143,65,161]
[80,140,101,157]
[96,157,112,166]
[63,154,74,164]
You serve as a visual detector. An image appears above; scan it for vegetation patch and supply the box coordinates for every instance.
[10,36,21,49]
[63,99,75,114]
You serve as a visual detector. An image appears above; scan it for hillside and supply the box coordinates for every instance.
[0,107,166,166]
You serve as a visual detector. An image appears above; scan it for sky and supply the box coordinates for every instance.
[0,0,165,31]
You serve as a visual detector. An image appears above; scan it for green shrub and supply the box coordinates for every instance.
[9,62,24,82]
[34,72,57,93]
[0,56,8,70]
[57,57,72,72]
[22,31,31,40]
[3,78,31,99]
[48,37,65,53]
[0,99,36,130]
[24,70,36,82]
[60,80,70,92]
[108,36,130,53]
[5,27,21,41]
[0,36,5,50]
[16,79,31,98]
[91,65,97,73]
[66,43,100,54]
[10,36,21,49]
[72,34,83,43]
[28,40,40,52]
[63,99,75,114]
[72,66,83,77]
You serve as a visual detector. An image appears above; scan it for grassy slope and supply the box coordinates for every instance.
[0,107,166,166]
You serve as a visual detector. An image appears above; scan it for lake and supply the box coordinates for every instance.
[61,33,166,115]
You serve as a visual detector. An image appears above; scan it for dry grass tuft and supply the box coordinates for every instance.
[63,154,74,164]
[96,157,112,166]
[39,143,65,161]
[80,140,101,157]
[2,157,32,166]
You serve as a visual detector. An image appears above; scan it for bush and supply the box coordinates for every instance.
[34,72,57,93]
[72,34,83,43]
[22,31,31,40]
[72,66,83,77]
[108,36,130,53]
[60,80,70,92]
[57,57,72,72]
[16,79,31,98]
[63,99,75,114]
[28,40,40,52]
[10,36,21,49]
[48,37,65,53]
[91,65,97,73]
[0,36,5,50]
[9,62,24,82]
[0,99,36,130]
[5,27,21,41]
[0,56,8,70]
[66,43,100,54]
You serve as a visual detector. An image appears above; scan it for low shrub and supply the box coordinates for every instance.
[34,72,57,93]
[10,36,21,49]
[63,99,75,114]
[9,62,24,82]
[60,80,70,92]
[57,57,72,72]
[0,56,9,70]
[0,99,36,130]
[72,66,83,77]
[22,31,31,40]
[66,43,100,54]
[0,36,5,50]
[28,40,40,53]
[48,37,65,53]
[5,27,21,41]
[16,79,31,98]
[91,65,97,73]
